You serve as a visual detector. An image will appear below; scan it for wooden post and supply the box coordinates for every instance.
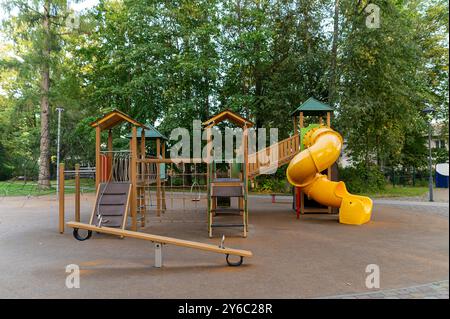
[107,129,113,180]
[59,163,65,233]
[75,164,80,222]
[243,125,249,238]
[300,189,305,215]
[131,126,138,231]
[140,128,146,227]
[293,115,297,136]
[328,166,332,214]
[319,116,323,125]
[327,111,332,214]
[206,127,212,237]
[95,126,101,188]
[299,112,304,216]
[161,142,166,211]
[140,129,146,158]
[156,137,161,217]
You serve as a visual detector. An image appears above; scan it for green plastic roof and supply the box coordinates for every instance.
[291,97,334,116]
[126,123,168,140]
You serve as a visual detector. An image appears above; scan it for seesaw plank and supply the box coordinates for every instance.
[66,221,253,258]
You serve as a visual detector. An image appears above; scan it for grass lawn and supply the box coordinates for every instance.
[362,185,429,198]
[0,179,96,197]
[0,179,430,199]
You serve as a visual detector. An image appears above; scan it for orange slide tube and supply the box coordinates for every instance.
[286,127,372,225]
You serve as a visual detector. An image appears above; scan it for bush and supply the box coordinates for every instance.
[253,178,290,193]
[339,164,386,194]
[0,143,13,180]
[253,165,292,193]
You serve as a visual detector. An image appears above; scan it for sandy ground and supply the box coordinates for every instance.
[0,193,448,298]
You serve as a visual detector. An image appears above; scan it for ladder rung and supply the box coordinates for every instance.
[211,223,245,228]
[99,203,125,206]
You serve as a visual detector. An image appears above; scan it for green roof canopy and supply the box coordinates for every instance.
[126,123,168,140]
[291,97,334,116]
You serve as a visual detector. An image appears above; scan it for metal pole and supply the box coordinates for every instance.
[427,121,434,202]
[154,243,163,268]
[56,107,64,197]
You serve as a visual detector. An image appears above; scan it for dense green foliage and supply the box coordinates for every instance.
[339,164,386,193]
[0,0,448,189]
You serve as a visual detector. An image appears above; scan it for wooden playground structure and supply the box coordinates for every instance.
[58,109,257,267]
[58,99,338,266]
[291,97,336,217]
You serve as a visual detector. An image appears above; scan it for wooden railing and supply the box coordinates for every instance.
[133,135,300,181]
[248,134,300,179]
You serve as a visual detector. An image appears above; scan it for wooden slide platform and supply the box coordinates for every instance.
[67,221,253,265]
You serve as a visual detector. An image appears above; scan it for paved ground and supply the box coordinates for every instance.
[323,280,449,299]
[0,193,448,299]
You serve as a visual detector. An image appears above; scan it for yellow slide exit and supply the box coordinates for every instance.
[286,127,372,225]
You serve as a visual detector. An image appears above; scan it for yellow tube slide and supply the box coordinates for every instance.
[286,127,372,225]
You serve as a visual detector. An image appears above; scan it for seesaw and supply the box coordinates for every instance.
[67,221,252,267]
[66,182,252,267]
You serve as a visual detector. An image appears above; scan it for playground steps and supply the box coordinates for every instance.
[211,178,243,197]
[208,178,247,237]
[91,182,131,228]
[248,134,300,179]
[211,186,243,197]
[211,223,245,228]
[211,208,244,215]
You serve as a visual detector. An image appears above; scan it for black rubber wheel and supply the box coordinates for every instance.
[73,228,92,241]
[226,254,243,267]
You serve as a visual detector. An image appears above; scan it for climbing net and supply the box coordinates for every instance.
[136,161,208,221]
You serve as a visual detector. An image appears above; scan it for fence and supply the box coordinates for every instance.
[383,167,434,187]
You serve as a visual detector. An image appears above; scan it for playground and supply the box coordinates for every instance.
[0,0,448,303]
[0,106,448,299]
[0,190,448,298]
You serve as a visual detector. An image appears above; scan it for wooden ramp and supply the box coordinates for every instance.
[67,221,252,267]
[89,182,131,229]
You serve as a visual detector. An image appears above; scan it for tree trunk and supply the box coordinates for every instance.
[38,0,51,189]
[300,1,312,56]
[329,0,340,106]
[203,68,210,120]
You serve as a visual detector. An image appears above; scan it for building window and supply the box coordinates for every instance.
[435,140,446,149]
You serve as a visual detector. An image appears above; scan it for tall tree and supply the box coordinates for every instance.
[1,0,447,179]
[38,0,51,188]
[328,0,339,106]
[1,0,88,180]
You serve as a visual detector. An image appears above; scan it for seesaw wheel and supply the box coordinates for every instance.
[226,254,244,267]
[73,228,92,241]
